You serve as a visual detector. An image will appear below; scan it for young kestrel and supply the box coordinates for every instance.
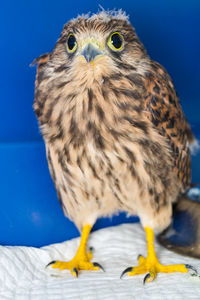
[33,10,195,282]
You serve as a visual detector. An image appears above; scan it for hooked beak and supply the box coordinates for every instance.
[81,43,103,62]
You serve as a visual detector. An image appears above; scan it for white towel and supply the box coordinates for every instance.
[1,223,200,300]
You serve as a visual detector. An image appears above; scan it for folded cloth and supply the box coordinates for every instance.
[1,223,200,300]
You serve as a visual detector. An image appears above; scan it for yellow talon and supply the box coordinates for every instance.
[47,224,103,277]
[121,227,190,283]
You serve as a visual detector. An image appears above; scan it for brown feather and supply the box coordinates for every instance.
[143,61,194,193]
[33,12,194,233]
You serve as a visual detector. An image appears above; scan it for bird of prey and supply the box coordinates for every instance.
[33,10,196,282]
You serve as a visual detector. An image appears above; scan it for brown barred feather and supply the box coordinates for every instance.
[33,11,194,233]
[143,61,194,193]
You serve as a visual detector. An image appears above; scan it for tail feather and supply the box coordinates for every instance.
[157,194,200,258]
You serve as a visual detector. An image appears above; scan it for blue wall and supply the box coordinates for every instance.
[0,0,199,246]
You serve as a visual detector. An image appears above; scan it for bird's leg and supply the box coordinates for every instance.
[121,227,192,283]
[47,224,104,277]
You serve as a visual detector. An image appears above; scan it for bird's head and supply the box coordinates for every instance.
[33,10,150,144]
[47,10,148,85]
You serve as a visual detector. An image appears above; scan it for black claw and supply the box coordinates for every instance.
[185,264,198,275]
[93,262,105,272]
[46,260,56,268]
[73,267,79,278]
[143,273,151,285]
[137,254,143,260]
[120,267,133,279]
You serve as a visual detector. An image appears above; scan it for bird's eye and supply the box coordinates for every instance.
[107,32,123,51]
[66,34,77,53]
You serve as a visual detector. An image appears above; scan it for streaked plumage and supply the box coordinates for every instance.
[33,10,195,280]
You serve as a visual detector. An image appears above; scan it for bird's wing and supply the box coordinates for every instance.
[31,53,50,66]
[32,53,50,88]
[32,53,66,207]
[32,53,50,120]
[143,61,194,192]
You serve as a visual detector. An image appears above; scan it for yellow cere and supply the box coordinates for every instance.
[80,38,105,52]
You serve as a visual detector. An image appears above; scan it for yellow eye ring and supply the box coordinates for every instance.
[66,33,77,53]
[107,32,124,51]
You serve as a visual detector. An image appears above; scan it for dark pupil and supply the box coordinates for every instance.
[68,35,76,50]
[111,33,122,49]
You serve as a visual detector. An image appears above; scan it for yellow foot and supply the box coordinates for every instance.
[121,254,194,283]
[121,227,196,283]
[46,225,104,277]
[47,247,104,277]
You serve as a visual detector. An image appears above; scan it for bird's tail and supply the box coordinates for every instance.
[157,192,200,258]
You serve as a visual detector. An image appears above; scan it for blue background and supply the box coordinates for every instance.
[0,0,199,246]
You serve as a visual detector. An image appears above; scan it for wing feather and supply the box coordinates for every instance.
[143,61,194,192]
